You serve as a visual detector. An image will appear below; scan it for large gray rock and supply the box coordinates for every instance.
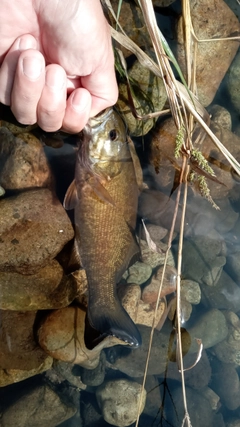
[0,188,74,273]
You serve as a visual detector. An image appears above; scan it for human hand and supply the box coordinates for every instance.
[0,0,118,132]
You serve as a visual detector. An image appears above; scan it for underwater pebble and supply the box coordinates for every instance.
[177,0,239,106]
[202,270,240,313]
[81,352,106,387]
[119,283,141,322]
[212,361,240,410]
[209,104,232,131]
[140,239,175,269]
[201,387,220,411]
[0,188,74,274]
[96,379,146,427]
[182,230,226,286]
[0,384,76,427]
[135,299,166,328]
[167,386,213,427]
[187,309,228,353]
[142,223,168,244]
[227,49,240,116]
[213,311,240,365]
[0,127,53,190]
[0,260,77,310]
[122,261,152,285]
[181,280,201,305]
[142,264,177,303]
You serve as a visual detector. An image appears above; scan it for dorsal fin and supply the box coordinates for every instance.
[63,179,78,210]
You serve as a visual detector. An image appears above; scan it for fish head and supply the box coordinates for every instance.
[89,108,130,166]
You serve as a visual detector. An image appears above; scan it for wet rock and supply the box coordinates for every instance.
[227,50,240,116]
[187,309,228,353]
[0,127,52,190]
[166,349,212,390]
[122,261,152,285]
[140,239,175,269]
[0,357,52,387]
[181,280,201,305]
[227,251,240,284]
[227,420,240,427]
[177,0,239,106]
[117,59,167,136]
[201,387,220,411]
[109,325,171,376]
[0,188,74,273]
[149,117,240,200]
[142,265,177,303]
[211,361,240,410]
[142,223,168,244]
[81,352,106,387]
[182,229,226,286]
[0,310,49,370]
[0,260,77,310]
[109,0,151,58]
[201,270,240,312]
[167,386,213,427]
[38,306,129,369]
[119,283,141,322]
[0,384,76,427]
[213,311,240,365]
[143,375,162,418]
[209,104,232,131]
[46,361,86,390]
[96,379,146,427]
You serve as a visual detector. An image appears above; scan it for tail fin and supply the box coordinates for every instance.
[85,300,142,349]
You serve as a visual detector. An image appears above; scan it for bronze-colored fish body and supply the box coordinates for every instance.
[64,108,141,347]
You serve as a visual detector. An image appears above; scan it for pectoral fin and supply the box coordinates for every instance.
[87,176,115,206]
[63,179,78,210]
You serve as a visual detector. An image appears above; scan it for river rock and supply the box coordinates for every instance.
[96,379,146,427]
[213,311,240,365]
[0,384,76,427]
[0,357,52,387]
[0,188,74,273]
[0,310,49,371]
[166,386,213,427]
[142,265,177,303]
[182,230,226,286]
[227,50,240,116]
[201,270,240,312]
[181,280,201,305]
[0,127,53,190]
[117,58,167,136]
[122,261,152,285]
[226,251,240,284]
[0,260,77,310]
[150,117,240,200]
[140,239,175,269]
[187,309,228,353]
[211,361,240,410]
[37,306,129,369]
[46,360,86,390]
[81,352,106,387]
[209,104,232,131]
[177,0,239,106]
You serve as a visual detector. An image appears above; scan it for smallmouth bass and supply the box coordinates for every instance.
[64,108,141,347]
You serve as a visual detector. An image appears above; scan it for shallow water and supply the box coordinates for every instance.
[1,1,240,426]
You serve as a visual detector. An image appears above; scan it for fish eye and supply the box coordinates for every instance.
[109,129,118,141]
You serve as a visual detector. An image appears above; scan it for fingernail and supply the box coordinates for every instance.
[22,57,43,80]
[18,36,37,50]
[71,90,90,112]
[46,69,65,91]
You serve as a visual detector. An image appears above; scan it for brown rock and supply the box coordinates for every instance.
[0,384,76,427]
[0,188,74,273]
[177,0,239,106]
[0,310,49,370]
[0,260,77,310]
[0,127,52,190]
[38,306,129,369]
[0,357,52,387]
[142,265,177,303]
